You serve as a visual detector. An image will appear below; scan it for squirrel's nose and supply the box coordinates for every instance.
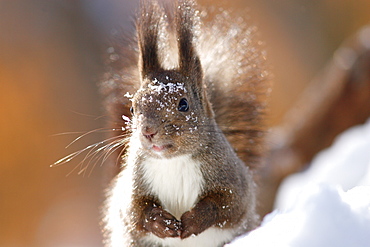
[142,126,157,140]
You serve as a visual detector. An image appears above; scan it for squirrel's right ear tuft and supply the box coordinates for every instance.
[137,0,162,79]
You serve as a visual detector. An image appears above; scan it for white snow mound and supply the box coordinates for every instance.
[228,119,370,247]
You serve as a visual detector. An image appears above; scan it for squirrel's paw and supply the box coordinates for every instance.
[180,210,212,239]
[143,207,181,238]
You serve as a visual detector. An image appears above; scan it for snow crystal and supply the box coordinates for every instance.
[122,115,131,122]
[124,92,133,98]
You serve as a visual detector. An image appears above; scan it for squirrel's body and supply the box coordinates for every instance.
[106,144,255,246]
[105,119,256,246]
[102,0,268,246]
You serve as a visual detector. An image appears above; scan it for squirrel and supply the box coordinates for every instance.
[101,0,268,246]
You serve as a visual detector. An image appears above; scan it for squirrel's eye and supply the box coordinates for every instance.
[178,98,189,112]
[130,106,134,115]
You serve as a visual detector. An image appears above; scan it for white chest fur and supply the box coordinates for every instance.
[141,154,204,219]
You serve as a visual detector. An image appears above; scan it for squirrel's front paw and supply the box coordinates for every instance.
[180,210,212,239]
[143,207,181,238]
[180,198,219,239]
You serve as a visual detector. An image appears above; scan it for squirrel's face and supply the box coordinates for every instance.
[131,71,210,159]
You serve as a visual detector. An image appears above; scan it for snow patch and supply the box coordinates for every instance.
[148,79,187,94]
[228,119,370,247]
[229,185,370,247]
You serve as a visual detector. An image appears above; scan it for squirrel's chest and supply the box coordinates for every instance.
[141,155,204,219]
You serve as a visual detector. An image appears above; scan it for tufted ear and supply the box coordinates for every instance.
[137,0,162,79]
[176,0,203,84]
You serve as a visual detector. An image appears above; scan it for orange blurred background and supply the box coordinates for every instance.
[0,0,369,246]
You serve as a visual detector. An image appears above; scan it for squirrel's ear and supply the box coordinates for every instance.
[176,0,203,83]
[137,0,162,79]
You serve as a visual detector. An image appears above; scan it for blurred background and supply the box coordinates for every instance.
[0,0,369,246]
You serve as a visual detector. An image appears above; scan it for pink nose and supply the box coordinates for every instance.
[142,126,157,140]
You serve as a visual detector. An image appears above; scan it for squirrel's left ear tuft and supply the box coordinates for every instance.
[176,0,203,84]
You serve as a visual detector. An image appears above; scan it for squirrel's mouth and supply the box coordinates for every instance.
[151,144,173,152]
[139,135,175,155]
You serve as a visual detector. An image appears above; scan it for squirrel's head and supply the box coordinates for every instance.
[130,0,214,158]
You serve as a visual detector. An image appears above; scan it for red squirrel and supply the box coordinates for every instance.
[102,0,268,246]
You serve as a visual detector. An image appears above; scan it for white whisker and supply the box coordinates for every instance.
[52,122,132,176]
[65,128,121,149]
[87,141,127,177]
[52,134,129,166]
